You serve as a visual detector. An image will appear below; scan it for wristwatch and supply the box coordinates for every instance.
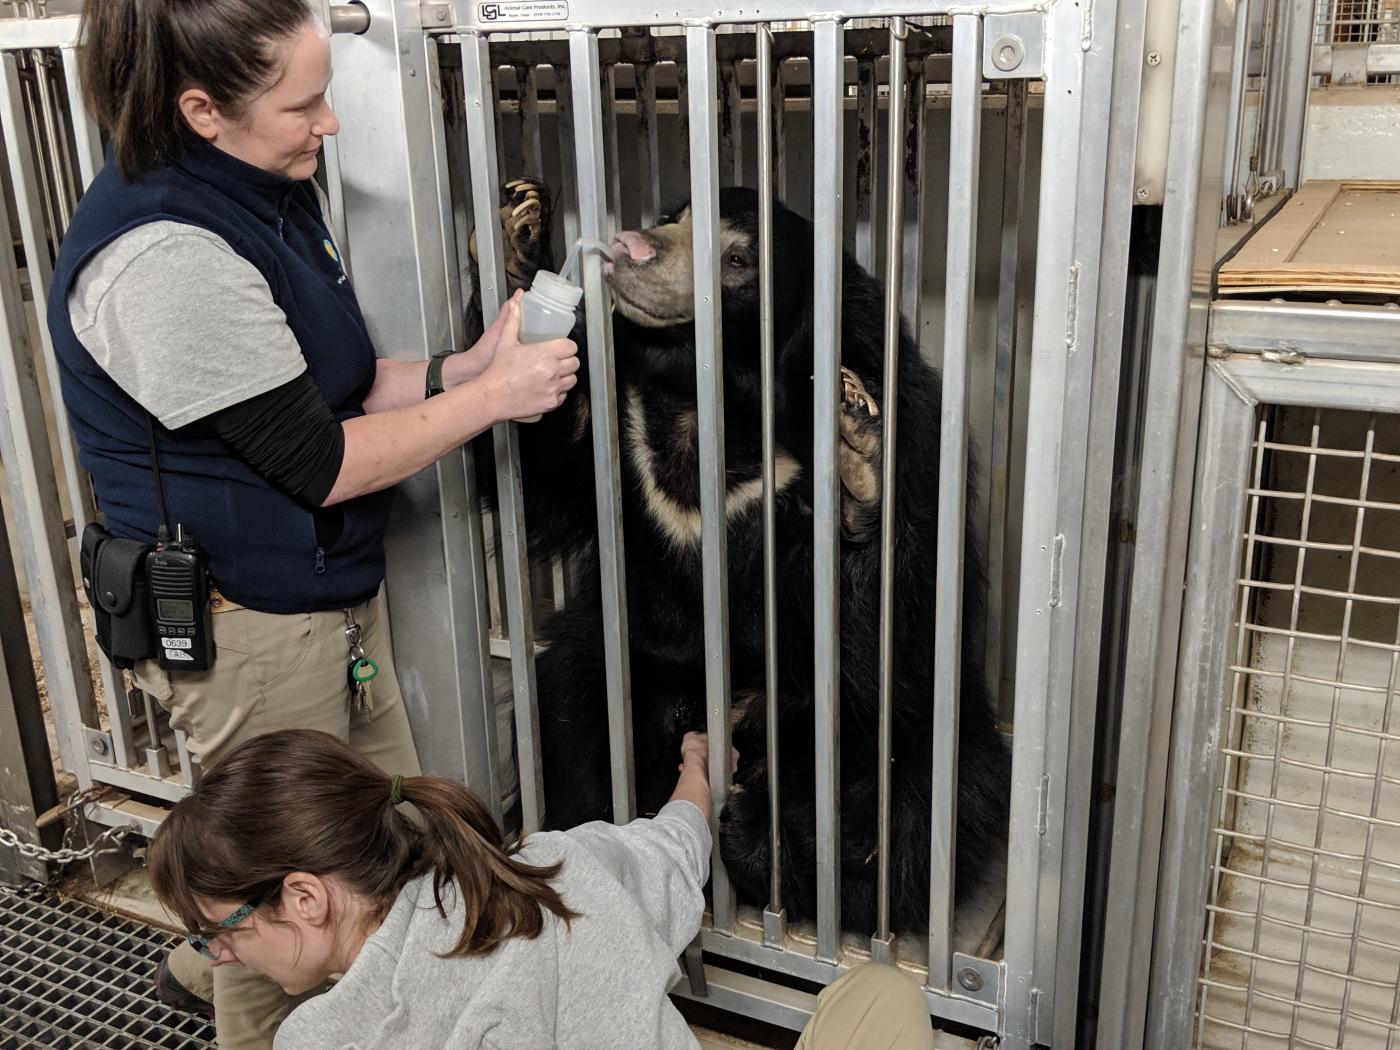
[425,349,456,399]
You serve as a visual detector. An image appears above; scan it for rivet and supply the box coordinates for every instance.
[90,737,110,757]
[957,966,985,992]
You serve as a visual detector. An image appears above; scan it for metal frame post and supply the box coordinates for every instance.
[328,3,498,795]
[1094,0,1239,1039]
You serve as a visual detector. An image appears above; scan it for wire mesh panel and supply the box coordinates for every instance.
[1315,0,1400,44]
[1196,406,1400,1049]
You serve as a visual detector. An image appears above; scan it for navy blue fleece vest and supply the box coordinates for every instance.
[49,138,393,613]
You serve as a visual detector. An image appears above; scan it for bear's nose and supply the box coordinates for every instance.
[611,229,658,264]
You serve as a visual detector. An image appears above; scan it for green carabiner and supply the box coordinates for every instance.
[351,657,379,683]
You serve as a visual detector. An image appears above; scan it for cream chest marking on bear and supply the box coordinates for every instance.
[623,386,801,548]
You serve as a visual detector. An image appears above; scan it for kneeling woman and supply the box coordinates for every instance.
[148,729,714,1049]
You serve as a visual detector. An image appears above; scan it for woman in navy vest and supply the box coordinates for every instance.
[52,1,578,1046]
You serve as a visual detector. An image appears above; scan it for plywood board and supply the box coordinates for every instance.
[1219,180,1400,296]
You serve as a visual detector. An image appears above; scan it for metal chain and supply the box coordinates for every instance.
[0,785,134,867]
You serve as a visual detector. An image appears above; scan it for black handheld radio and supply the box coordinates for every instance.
[142,415,215,673]
[149,525,215,672]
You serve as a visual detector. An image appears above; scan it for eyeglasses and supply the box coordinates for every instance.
[186,903,254,960]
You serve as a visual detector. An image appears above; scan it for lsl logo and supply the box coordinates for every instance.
[479,3,501,18]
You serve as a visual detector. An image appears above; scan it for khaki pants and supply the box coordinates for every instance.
[796,964,939,1050]
[137,589,420,1050]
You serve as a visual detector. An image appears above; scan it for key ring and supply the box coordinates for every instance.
[351,657,379,683]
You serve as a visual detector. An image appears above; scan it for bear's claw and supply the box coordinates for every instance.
[838,367,883,543]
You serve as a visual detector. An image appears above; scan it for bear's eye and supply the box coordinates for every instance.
[726,253,747,268]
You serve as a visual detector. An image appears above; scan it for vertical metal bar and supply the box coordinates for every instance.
[853,58,878,272]
[17,60,59,254]
[985,78,1028,722]
[770,55,787,200]
[425,35,502,825]
[58,47,101,192]
[554,66,581,252]
[811,16,845,965]
[490,62,507,181]
[174,729,195,788]
[460,33,544,833]
[756,22,786,952]
[0,155,95,791]
[600,63,622,231]
[1222,0,1252,211]
[635,62,662,227]
[33,52,76,232]
[517,63,543,178]
[927,13,981,994]
[677,63,691,174]
[1143,369,1258,1049]
[1193,415,1268,1050]
[899,58,927,339]
[718,59,742,187]
[570,30,636,824]
[141,691,170,779]
[0,503,59,884]
[686,24,736,934]
[871,18,907,968]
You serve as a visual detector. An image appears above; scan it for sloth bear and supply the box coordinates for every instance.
[473,177,1009,935]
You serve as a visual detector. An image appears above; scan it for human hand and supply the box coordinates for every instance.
[478,296,580,422]
[677,732,739,776]
[460,290,521,377]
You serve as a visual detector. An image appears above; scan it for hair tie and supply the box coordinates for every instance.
[388,774,405,807]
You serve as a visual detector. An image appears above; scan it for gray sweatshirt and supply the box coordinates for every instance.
[273,801,710,1050]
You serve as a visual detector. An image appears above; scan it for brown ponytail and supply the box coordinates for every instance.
[78,0,316,179]
[148,729,578,957]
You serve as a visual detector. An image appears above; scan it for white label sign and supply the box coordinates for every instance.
[478,0,568,22]
[162,637,192,650]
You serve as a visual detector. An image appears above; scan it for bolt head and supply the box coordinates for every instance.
[957,966,985,992]
[89,737,109,757]
[1136,186,1151,200]
[1146,49,1163,66]
[990,34,1025,72]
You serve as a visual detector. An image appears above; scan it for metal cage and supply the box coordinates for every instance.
[1150,314,1400,1049]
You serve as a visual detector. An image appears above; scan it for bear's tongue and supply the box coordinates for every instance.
[612,230,655,262]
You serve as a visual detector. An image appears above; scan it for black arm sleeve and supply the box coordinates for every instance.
[202,373,346,509]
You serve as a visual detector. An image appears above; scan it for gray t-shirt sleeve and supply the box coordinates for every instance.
[563,799,711,957]
[67,221,307,430]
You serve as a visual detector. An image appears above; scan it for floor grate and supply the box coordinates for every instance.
[0,885,214,1049]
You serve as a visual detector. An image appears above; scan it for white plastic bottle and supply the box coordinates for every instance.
[513,238,605,422]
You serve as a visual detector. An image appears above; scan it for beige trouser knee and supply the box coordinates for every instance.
[795,964,938,1050]
[138,589,420,1050]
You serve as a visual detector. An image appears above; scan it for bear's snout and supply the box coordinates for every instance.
[611,229,659,264]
